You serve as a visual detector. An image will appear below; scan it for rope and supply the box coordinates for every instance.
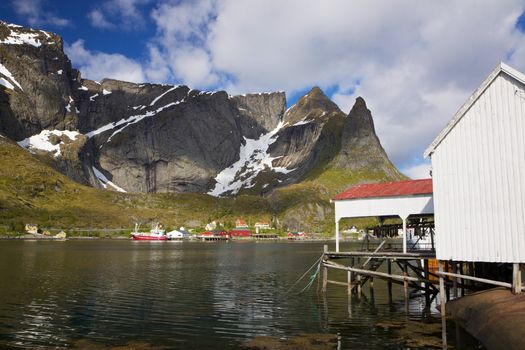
[298,261,321,294]
[285,254,323,294]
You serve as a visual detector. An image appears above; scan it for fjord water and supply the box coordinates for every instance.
[0,241,479,349]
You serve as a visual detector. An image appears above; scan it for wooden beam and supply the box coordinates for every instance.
[438,271,512,289]
[324,261,434,284]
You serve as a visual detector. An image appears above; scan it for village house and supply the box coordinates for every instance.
[254,221,271,230]
[235,218,248,228]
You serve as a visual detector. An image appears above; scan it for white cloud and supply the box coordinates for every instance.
[12,0,70,27]
[401,162,432,180]
[65,40,146,83]
[88,0,150,30]
[147,0,218,87]
[87,9,114,30]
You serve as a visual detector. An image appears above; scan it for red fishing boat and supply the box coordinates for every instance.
[131,223,167,241]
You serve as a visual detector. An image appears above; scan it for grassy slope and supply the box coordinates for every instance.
[0,137,272,234]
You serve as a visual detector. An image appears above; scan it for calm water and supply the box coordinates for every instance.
[0,241,480,349]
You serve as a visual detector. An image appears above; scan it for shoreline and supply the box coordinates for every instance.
[0,234,345,242]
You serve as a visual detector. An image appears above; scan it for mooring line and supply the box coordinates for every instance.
[285,254,324,295]
[297,261,321,294]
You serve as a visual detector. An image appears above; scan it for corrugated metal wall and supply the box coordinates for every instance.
[433,73,525,262]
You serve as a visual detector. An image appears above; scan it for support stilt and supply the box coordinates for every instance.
[513,263,522,294]
[322,245,328,293]
[452,262,458,298]
[424,258,430,306]
[439,260,446,317]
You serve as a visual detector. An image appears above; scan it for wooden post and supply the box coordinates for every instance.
[445,261,450,301]
[347,270,353,295]
[335,219,340,253]
[402,217,408,254]
[424,258,430,306]
[459,262,465,297]
[387,259,392,303]
[357,274,362,297]
[322,245,328,293]
[513,263,522,294]
[438,260,447,317]
[439,260,446,317]
[403,261,408,302]
[452,262,458,298]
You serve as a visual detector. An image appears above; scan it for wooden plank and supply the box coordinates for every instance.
[326,251,436,259]
[324,261,433,284]
[438,271,512,289]
[327,279,349,286]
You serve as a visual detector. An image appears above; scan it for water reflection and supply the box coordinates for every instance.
[0,241,481,349]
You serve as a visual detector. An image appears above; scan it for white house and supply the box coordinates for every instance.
[425,62,525,263]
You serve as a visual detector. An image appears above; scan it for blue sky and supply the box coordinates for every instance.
[2,0,525,179]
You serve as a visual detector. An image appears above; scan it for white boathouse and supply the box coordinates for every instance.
[425,62,525,264]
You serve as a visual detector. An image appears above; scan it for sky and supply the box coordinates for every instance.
[2,0,525,179]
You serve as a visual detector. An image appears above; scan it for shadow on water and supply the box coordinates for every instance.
[0,241,482,349]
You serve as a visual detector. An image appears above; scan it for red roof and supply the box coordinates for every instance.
[333,179,433,201]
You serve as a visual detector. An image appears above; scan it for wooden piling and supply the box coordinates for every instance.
[513,263,522,294]
[322,245,328,293]
[347,270,353,295]
[452,262,458,298]
[424,258,430,305]
[403,261,408,302]
[438,260,446,317]
[387,259,393,303]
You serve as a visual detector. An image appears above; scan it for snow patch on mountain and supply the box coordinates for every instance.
[17,130,81,157]
[208,120,295,197]
[0,29,41,47]
[0,63,23,91]
[92,166,126,192]
[150,86,178,106]
[86,99,185,142]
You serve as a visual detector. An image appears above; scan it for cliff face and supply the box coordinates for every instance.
[1,21,403,198]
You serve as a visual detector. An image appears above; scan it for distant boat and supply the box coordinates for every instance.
[131,223,167,241]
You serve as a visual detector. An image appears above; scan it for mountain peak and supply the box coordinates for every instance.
[284,86,343,125]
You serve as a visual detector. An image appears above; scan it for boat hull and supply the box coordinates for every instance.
[131,234,167,241]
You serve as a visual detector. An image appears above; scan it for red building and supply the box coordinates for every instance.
[229,229,252,237]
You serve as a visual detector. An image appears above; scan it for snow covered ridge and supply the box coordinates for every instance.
[0,63,23,91]
[92,166,126,193]
[0,21,55,47]
[17,130,81,158]
[208,120,295,197]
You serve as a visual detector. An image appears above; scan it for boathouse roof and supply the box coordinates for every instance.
[333,179,433,201]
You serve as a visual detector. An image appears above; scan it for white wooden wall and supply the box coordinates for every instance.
[334,195,434,222]
[432,73,525,263]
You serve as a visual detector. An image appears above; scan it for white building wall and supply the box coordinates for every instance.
[432,73,525,263]
[335,195,434,222]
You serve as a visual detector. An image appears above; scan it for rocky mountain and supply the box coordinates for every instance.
[0,20,404,206]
